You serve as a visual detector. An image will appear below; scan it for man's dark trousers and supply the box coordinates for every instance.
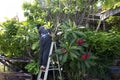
[39,35,52,67]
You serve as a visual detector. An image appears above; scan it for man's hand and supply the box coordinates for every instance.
[50,32,56,41]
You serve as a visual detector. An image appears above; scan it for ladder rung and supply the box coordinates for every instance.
[49,66,59,68]
[48,68,60,71]
[40,68,60,72]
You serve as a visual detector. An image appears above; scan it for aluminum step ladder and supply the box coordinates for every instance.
[37,42,62,80]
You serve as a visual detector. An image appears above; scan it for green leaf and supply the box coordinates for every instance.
[72,32,77,39]
[89,56,97,60]
[70,61,76,70]
[82,43,89,47]
[74,46,85,53]
[70,52,77,60]
[32,41,39,50]
[70,39,76,46]
[62,53,68,64]
[84,61,90,68]
[75,31,86,37]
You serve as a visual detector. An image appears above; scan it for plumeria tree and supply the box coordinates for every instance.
[55,20,96,80]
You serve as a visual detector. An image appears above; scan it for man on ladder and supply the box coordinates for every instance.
[36,24,62,80]
[36,24,52,70]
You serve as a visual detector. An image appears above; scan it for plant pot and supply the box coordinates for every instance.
[115,59,120,66]
[111,74,120,79]
[108,66,120,79]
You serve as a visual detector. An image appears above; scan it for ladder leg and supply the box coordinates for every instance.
[55,43,62,80]
[43,42,54,80]
[37,70,43,80]
[55,53,62,80]
[57,57,62,80]
[52,62,56,80]
[43,66,49,80]
[58,68,62,80]
[53,69,56,80]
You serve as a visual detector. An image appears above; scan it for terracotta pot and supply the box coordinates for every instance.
[108,66,120,79]
[111,74,120,79]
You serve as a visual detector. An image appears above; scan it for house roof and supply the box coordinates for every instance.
[100,7,120,20]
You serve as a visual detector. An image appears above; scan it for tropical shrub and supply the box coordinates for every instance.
[0,19,39,57]
[55,20,96,80]
[54,20,120,79]
[84,30,120,79]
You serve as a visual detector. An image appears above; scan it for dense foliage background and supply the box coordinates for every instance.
[0,0,120,80]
